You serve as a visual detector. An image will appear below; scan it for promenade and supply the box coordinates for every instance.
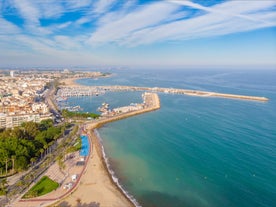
[9,93,160,207]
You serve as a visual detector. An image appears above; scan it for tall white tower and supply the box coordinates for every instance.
[10,70,15,77]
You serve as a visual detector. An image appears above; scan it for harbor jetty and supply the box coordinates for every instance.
[98,92,158,117]
[58,85,269,102]
[95,92,160,127]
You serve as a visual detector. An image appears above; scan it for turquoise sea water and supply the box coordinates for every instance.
[68,69,276,207]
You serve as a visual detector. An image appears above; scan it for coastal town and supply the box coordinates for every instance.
[0,69,161,207]
[0,69,105,128]
[0,69,270,207]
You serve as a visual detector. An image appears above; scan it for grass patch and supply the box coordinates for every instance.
[23,176,59,198]
[0,189,7,196]
[74,137,82,151]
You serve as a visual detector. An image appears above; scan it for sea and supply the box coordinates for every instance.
[66,68,276,207]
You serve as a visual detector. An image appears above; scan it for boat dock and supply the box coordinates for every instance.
[56,87,105,97]
[57,85,269,102]
[98,92,160,117]
[92,92,160,127]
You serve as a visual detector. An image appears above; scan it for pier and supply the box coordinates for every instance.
[98,92,159,117]
[58,85,269,102]
[90,92,160,129]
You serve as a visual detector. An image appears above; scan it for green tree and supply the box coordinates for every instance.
[30,157,36,166]
[10,127,25,139]
[11,155,16,173]
[22,122,39,140]
[0,178,8,195]
[39,148,44,160]
[39,119,53,131]
[0,148,9,175]
[56,154,65,170]
[15,156,28,171]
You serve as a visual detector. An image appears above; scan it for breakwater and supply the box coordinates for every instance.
[58,85,268,102]
[94,92,160,128]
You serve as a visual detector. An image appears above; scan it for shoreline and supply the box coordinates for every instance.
[84,98,160,207]
[56,93,160,207]
[90,124,138,207]
[59,73,113,87]
[59,77,83,87]
[55,121,136,207]
[90,126,139,207]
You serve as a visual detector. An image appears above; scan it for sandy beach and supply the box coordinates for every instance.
[60,78,81,87]
[55,122,135,207]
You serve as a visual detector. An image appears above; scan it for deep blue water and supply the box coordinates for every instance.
[68,69,276,207]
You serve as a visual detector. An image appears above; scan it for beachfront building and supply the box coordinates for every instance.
[0,113,52,128]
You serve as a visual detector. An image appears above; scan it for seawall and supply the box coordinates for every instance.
[94,92,160,128]
[60,85,269,102]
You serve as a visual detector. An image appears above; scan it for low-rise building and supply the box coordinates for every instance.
[0,113,52,128]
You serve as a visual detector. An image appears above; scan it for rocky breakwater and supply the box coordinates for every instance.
[95,92,160,128]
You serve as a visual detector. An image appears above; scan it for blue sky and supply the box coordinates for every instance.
[0,0,276,69]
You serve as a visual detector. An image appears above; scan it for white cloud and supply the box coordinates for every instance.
[6,0,70,35]
[0,18,21,34]
[0,34,92,66]
[12,0,64,21]
[54,35,83,50]
[12,0,40,25]
[96,0,276,46]
[0,0,276,67]
[65,0,93,10]
[75,17,91,25]
[172,0,276,23]
[92,0,117,14]
[74,0,120,25]
[39,0,64,19]
[95,1,139,25]
[88,1,181,44]
[55,22,72,29]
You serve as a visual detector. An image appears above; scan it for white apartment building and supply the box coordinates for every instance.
[0,113,52,128]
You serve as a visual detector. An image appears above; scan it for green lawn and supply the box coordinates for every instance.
[23,176,59,198]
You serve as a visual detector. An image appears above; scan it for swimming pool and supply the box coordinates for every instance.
[80,135,90,156]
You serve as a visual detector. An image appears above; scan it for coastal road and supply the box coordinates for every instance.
[44,82,60,118]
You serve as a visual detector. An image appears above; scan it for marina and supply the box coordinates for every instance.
[97,92,153,117]
[57,85,269,102]
[56,86,105,97]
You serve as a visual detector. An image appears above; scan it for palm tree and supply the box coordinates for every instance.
[5,159,8,175]
[40,148,44,160]
[56,154,65,171]
[30,157,36,167]
[43,144,48,156]
[11,155,16,173]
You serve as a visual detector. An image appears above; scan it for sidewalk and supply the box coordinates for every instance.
[10,140,91,207]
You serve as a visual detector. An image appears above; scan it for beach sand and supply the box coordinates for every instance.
[60,78,81,87]
[55,122,134,207]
